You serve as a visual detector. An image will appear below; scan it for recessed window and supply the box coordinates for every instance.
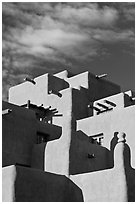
[37,132,50,144]
[89,133,104,145]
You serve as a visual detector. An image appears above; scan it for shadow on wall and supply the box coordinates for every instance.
[72,87,91,121]
[31,143,47,171]
[15,166,84,202]
[111,132,135,201]
[110,132,119,166]
[123,143,135,202]
[69,130,113,175]
[124,93,135,107]
[70,131,135,202]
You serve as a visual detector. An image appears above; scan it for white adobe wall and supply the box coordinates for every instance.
[9,73,69,107]
[92,91,134,116]
[77,105,135,168]
[93,92,125,115]
[70,167,127,202]
[44,87,73,176]
[8,70,134,174]
[54,70,68,79]
[66,71,89,90]
[9,74,49,106]
[2,165,16,202]
[70,133,134,202]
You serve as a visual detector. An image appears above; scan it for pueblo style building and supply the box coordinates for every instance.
[2,70,135,202]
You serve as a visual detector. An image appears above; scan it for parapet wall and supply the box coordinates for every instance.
[2,165,83,202]
[9,70,121,106]
[2,69,135,202]
[77,105,135,168]
[2,101,62,168]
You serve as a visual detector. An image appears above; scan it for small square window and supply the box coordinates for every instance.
[37,132,50,144]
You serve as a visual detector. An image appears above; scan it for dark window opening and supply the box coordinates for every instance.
[37,132,50,144]
[89,133,104,145]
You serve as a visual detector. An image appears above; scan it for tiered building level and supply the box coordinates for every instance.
[2,70,135,202]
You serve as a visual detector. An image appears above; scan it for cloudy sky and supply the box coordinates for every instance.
[2,2,135,100]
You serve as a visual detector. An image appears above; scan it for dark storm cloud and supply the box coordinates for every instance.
[2,2,135,100]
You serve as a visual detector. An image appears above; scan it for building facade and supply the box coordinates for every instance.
[2,70,135,202]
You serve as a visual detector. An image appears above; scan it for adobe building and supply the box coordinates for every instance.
[2,70,135,202]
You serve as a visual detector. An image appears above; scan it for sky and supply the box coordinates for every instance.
[2,2,135,101]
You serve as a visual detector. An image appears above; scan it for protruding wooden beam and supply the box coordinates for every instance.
[96,102,109,109]
[96,74,107,79]
[48,90,62,97]
[104,100,116,107]
[24,77,36,85]
[88,104,101,112]
[130,97,135,101]
[2,109,12,115]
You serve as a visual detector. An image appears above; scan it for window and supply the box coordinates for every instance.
[89,133,104,145]
[37,132,50,144]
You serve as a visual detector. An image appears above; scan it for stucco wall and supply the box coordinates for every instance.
[124,90,135,107]
[65,71,120,102]
[2,101,37,167]
[93,92,125,115]
[2,165,84,202]
[9,74,49,106]
[5,70,134,202]
[9,71,120,109]
[71,168,127,202]
[72,88,90,120]
[31,143,47,170]
[77,105,135,168]
[66,71,89,89]
[48,74,69,92]
[87,73,121,101]
[9,73,69,107]
[2,101,62,168]
[2,165,16,202]
[37,120,62,141]
[45,88,73,175]
[92,91,134,116]
[70,140,135,202]
[54,70,68,79]
[69,130,113,175]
